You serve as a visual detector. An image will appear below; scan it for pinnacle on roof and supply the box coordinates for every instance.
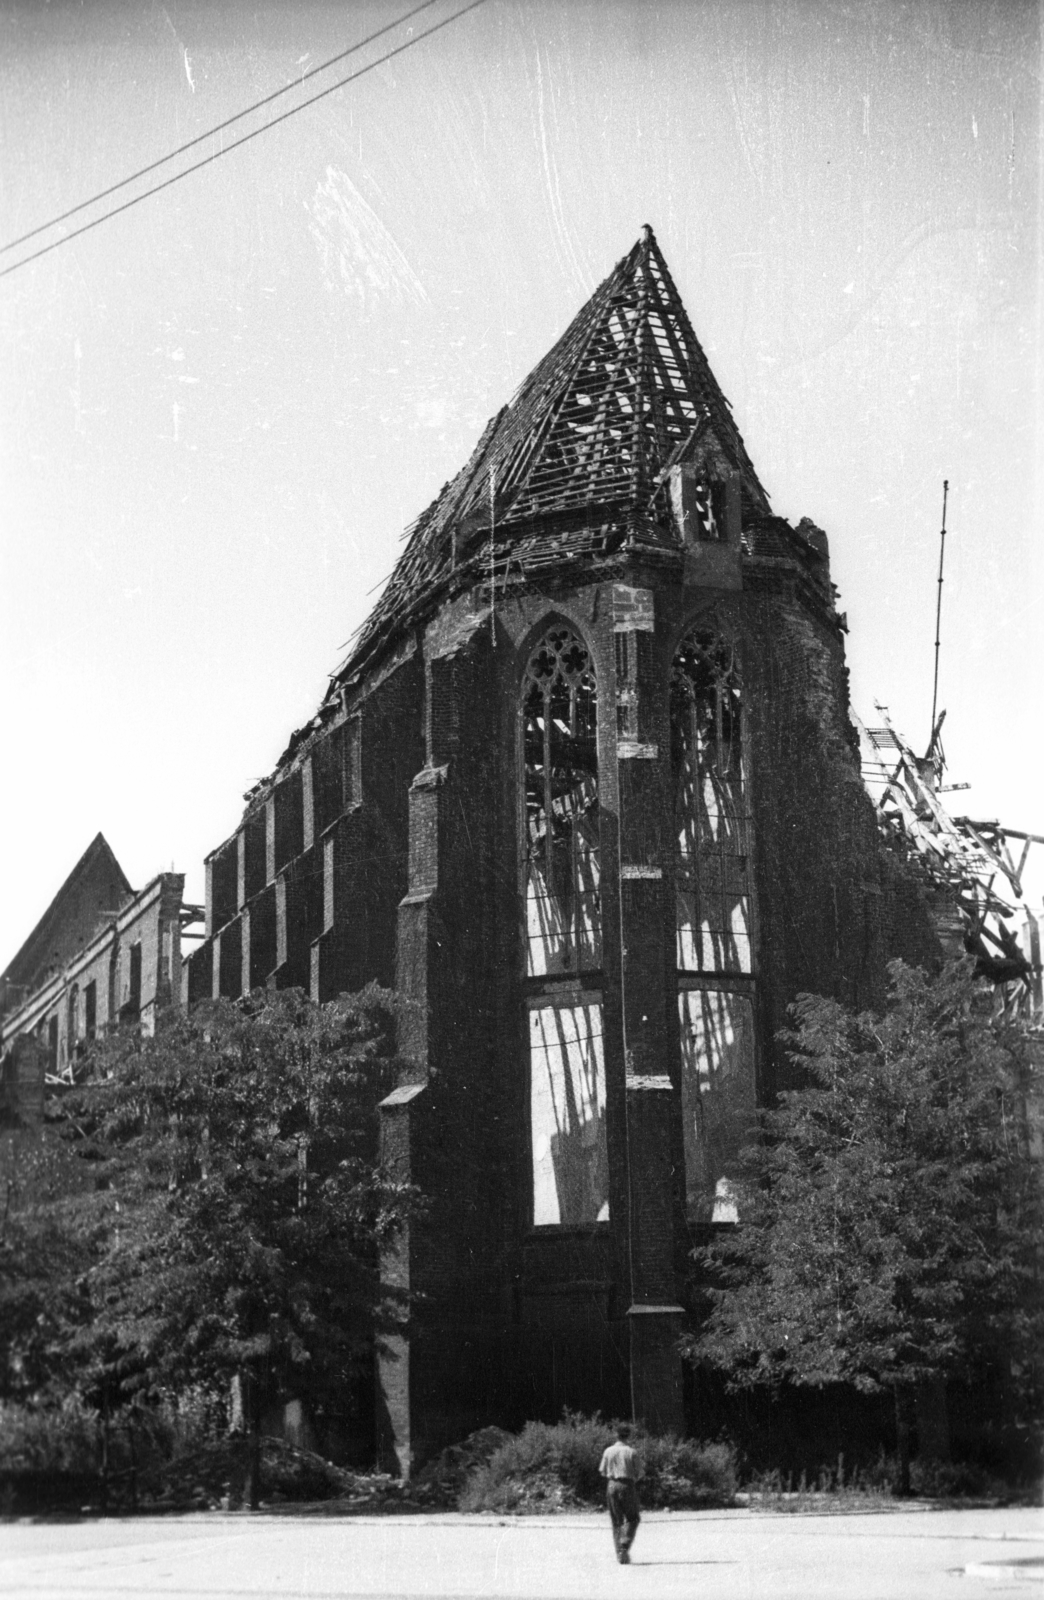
[339,226,770,682]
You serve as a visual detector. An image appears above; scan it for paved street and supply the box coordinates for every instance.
[1,1506,1042,1600]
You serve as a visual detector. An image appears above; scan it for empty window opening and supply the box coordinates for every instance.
[314,715,362,834]
[84,980,97,1041]
[530,999,609,1227]
[126,941,142,1018]
[671,631,751,973]
[210,842,238,931]
[108,944,119,1025]
[678,988,754,1221]
[693,478,726,541]
[240,813,267,904]
[67,983,79,1058]
[522,627,601,977]
[614,629,639,740]
[344,715,362,807]
[273,772,305,875]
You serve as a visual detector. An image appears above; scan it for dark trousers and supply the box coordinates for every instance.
[606,1478,640,1556]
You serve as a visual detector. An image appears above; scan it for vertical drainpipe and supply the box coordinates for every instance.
[623,241,648,1415]
[623,236,647,1421]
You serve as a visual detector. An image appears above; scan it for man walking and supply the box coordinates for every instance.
[598,1422,642,1564]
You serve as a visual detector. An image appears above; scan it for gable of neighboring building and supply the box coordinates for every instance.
[0,834,132,1016]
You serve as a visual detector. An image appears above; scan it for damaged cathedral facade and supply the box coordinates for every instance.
[183,229,941,1473]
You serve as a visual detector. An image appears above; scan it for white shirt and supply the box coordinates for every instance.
[599,1440,640,1481]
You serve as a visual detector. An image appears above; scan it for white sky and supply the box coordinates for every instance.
[1,0,1041,968]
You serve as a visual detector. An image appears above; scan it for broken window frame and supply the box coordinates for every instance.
[670,628,753,976]
[528,991,610,1229]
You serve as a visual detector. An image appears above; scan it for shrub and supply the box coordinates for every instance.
[640,1435,738,1508]
[909,1457,1009,1501]
[0,1394,101,1474]
[459,1412,737,1513]
[0,1385,225,1485]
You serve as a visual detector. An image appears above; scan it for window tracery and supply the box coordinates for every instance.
[522,627,601,978]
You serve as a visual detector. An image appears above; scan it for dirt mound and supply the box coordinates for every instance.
[412,1426,515,1502]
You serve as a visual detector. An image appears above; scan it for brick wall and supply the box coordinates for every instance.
[184,523,941,1468]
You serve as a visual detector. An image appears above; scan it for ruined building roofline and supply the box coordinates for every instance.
[233,231,850,818]
[0,832,133,994]
[334,226,770,681]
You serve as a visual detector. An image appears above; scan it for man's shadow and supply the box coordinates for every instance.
[627,1559,737,1567]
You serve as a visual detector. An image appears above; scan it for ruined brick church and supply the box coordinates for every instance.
[185,228,938,1474]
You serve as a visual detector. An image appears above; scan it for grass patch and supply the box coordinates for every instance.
[743,1453,1023,1511]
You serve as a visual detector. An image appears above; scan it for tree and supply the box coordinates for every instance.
[2,986,413,1499]
[0,1124,106,1401]
[688,961,1043,1489]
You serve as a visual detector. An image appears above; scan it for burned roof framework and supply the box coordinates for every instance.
[333,225,770,692]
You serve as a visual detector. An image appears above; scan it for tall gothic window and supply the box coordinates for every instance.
[523,627,601,977]
[670,630,751,973]
[672,628,754,1221]
[522,625,608,1227]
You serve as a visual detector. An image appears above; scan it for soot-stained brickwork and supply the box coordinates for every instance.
[186,228,940,1474]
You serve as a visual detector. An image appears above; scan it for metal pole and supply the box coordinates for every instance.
[488,465,496,646]
[930,479,949,748]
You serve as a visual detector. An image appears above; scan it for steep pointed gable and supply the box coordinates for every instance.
[454,226,768,534]
[490,225,767,524]
[0,834,133,1001]
[337,227,769,685]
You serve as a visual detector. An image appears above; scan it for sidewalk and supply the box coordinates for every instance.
[1,1504,1042,1599]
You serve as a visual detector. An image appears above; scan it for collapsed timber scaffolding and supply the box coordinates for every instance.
[859,706,1043,1021]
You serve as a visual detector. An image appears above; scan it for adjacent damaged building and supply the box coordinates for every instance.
[0,834,201,1155]
[184,228,951,1472]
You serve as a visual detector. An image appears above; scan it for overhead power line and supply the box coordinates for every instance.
[0,0,488,282]
[1,0,442,257]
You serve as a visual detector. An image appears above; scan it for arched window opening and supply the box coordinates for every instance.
[670,631,750,973]
[522,627,601,978]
